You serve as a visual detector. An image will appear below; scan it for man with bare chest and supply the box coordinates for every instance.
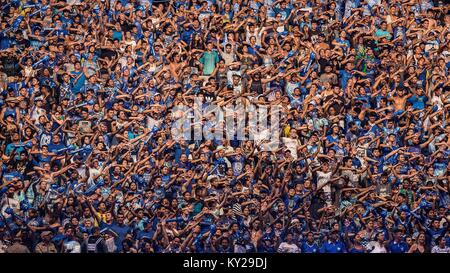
[389,87,412,112]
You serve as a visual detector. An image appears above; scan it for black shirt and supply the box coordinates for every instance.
[1,55,20,76]
[318,57,332,74]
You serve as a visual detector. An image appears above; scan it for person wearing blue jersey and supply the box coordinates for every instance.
[320,231,347,253]
[301,232,320,253]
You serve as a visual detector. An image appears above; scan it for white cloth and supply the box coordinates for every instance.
[278,242,300,253]
[282,137,299,159]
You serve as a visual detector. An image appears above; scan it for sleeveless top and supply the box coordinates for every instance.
[4,107,16,120]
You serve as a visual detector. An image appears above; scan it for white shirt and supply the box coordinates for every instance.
[341,169,358,187]
[227,70,242,85]
[370,242,387,253]
[245,27,263,46]
[88,167,101,182]
[317,171,332,194]
[431,95,443,110]
[220,51,236,65]
[278,242,300,253]
[1,197,20,218]
[31,107,46,121]
[431,246,450,253]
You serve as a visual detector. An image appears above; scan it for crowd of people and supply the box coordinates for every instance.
[0,0,449,253]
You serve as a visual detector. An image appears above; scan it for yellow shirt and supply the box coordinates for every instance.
[94,212,107,227]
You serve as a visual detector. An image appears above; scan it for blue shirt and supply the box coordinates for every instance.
[407,95,428,110]
[338,70,353,89]
[426,227,446,247]
[5,143,24,156]
[103,221,131,252]
[137,229,155,241]
[301,241,320,253]
[326,134,339,147]
[273,7,292,20]
[320,240,347,253]
[70,71,86,94]
[48,142,66,154]
[335,38,351,52]
[180,28,194,44]
[388,240,408,253]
